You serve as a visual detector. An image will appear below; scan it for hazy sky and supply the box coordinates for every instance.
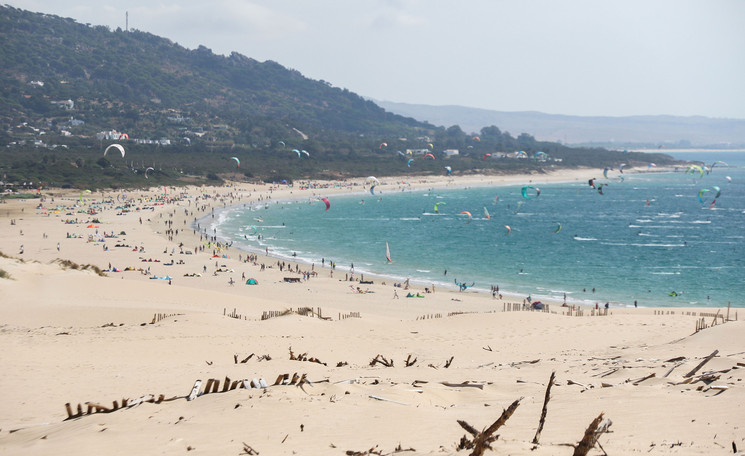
[9,0,745,119]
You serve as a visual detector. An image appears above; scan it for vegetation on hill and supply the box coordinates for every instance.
[0,6,680,190]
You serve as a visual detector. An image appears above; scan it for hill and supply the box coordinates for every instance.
[375,101,745,149]
[0,5,680,189]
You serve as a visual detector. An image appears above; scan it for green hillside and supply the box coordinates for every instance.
[0,5,679,190]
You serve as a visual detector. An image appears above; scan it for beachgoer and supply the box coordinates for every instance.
[393,289,399,299]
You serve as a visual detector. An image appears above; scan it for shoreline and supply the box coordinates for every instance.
[194,165,702,310]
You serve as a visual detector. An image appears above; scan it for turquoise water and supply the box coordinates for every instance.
[209,151,745,308]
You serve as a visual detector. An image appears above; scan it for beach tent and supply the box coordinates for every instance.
[245,278,258,285]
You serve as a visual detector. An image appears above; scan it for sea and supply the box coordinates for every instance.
[205,150,745,308]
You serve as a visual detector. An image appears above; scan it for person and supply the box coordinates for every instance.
[604,302,609,310]
[634,300,638,308]
[57,242,60,252]
[393,289,399,299]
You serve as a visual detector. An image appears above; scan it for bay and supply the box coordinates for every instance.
[209,151,745,308]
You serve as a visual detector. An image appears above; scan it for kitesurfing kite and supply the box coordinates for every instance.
[365,176,380,195]
[460,211,472,223]
[533,151,548,162]
[434,202,446,214]
[521,185,540,199]
[145,166,154,179]
[79,189,91,205]
[320,198,330,211]
[104,144,125,158]
[687,164,704,178]
[231,156,240,167]
[454,279,475,291]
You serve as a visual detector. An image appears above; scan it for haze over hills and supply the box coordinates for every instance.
[375,100,745,149]
[0,5,682,188]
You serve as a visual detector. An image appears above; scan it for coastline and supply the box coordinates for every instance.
[0,168,742,455]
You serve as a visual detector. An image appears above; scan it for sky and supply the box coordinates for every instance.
[9,0,745,119]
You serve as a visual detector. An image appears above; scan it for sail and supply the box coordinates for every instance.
[386,242,392,262]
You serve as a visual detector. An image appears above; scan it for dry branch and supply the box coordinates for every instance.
[532,371,555,444]
[684,350,719,378]
[370,354,394,367]
[572,412,604,456]
[457,397,522,456]
[241,442,259,455]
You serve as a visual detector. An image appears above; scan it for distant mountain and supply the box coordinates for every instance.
[0,5,683,189]
[0,5,431,144]
[375,101,745,148]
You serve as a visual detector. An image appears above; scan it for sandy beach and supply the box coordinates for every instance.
[0,168,742,455]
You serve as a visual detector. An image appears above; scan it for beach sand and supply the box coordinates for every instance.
[0,169,742,455]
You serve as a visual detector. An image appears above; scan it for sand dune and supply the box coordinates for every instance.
[0,171,742,455]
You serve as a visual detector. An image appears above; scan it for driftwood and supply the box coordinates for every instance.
[345,445,382,456]
[457,398,522,456]
[567,379,591,389]
[404,354,417,367]
[241,442,259,455]
[532,371,555,444]
[632,372,656,385]
[572,412,605,456]
[370,354,394,367]
[441,382,485,390]
[289,346,327,366]
[369,395,408,406]
[663,362,684,378]
[234,353,255,364]
[444,356,454,368]
[684,350,719,378]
